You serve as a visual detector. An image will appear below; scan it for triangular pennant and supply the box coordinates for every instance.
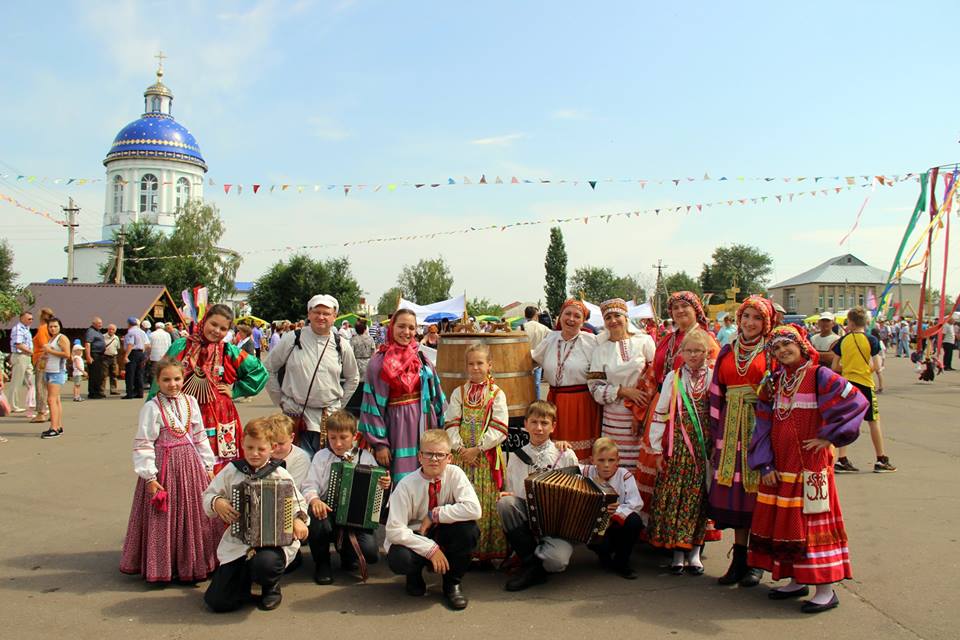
[224,184,232,194]
[270,185,276,193]
[696,204,702,212]
[237,185,243,194]
[463,176,472,185]
[479,174,488,184]
[415,184,425,188]
[282,184,289,191]
[344,186,350,196]
[672,179,680,186]
[511,176,519,184]
[588,180,597,190]
[703,172,710,180]
[253,184,261,193]
[388,184,397,191]
[495,176,503,184]
[448,178,455,185]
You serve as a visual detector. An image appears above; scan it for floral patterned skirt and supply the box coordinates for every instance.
[647,433,708,550]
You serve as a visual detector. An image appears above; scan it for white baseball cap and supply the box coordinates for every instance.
[820,312,835,321]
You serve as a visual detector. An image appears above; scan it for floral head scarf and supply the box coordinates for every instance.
[736,295,775,337]
[667,291,708,331]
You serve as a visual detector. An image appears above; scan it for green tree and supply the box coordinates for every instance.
[569,267,647,303]
[377,286,406,316]
[467,297,504,317]
[248,254,361,322]
[663,271,702,297]
[162,201,241,303]
[0,240,17,292]
[544,227,567,315]
[699,244,773,303]
[397,257,453,304]
[99,220,167,284]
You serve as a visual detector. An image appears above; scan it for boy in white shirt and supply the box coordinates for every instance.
[203,419,309,612]
[497,401,579,591]
[579,437,644,579]
[302,410,389,585]
[385,430,481,610]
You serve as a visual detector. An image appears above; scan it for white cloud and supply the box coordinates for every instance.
[470,133,525,146]
[551,108,589,120]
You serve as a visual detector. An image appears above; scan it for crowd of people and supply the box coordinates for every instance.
[0,289,926,615]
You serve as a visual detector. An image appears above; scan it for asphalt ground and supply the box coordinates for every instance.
[1,354,957,639]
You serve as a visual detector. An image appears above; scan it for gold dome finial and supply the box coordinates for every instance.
[154,50,167,81]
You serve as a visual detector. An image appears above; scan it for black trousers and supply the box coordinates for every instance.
[588,513,643,567]
[88,352,106,398]
[944,342,955,369]
[125,350,145,397]
[387,521,479,585]
[204,548,286,613]
[308,516,379,565]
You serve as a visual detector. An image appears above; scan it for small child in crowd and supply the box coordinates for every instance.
[580,438,644,579]
[268,413,311,489]
[385,429,480,610]
[71,341,86,402]
[120,357,219,583]
[302,410,389,585]
[497,401,579,591]
[203,418,309,612]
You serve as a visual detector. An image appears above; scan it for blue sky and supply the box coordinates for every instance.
[2,0,959,306]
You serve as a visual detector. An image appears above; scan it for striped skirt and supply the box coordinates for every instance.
[601,402,641,470]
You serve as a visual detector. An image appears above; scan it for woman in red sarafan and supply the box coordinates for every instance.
[150,304,269,473]
[748,325,867,614]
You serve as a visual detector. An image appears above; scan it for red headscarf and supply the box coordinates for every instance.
[555,298,590,330]
[767,324,820,366]
[667,291,709,331]
[378,312,422,395]
[181,308,225,378]
[736,295,775,338]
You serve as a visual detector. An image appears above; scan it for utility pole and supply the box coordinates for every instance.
[652,259,669,320]
[63,197,80,283]
[114,226,126,284]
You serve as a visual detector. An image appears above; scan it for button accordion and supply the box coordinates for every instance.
[230,478,297,547]
[326,461,390,530]
[524,466,618,544]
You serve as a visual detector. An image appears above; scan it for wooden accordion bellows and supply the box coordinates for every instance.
[524,466,618,544]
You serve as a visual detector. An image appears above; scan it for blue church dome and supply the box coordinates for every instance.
[103,66,207,171]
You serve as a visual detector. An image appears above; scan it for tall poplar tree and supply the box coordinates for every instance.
[544,227,567,316]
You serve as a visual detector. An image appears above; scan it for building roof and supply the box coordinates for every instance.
[770,254,920,289]
[4,283,185,331]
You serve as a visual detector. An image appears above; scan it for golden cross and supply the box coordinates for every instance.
[155,50,167,67]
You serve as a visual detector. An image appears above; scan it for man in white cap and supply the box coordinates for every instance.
[810,312,840,367]
[265,294,359,459]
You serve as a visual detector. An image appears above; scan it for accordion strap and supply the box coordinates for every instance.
[336,528,370,582]
[231,458,284,480]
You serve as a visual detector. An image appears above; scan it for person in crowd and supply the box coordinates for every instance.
[942,315,956,371]
[831,307,896,473]
[302,410,388,585]
[123,317,149,399]
[338,321,354,341]
[71,341,86,402]
[810,313,840,368]
[346,318,376,413]
[103,323,122,395]
[580,438,645,579]
[716,314,737,347]
[749,325,867,614]
[268,413,311,489]
[359,308,446,481]
[8,310,33,413]
[521,305,550,400]
[444,343,509,561]
[146,319,172,389]
[156,304,269,472]
[497,401,581,591]
[420,324,440,348]
[896,320,911,357]
[266,295,359,460]
[531,298,599,460]
[83,316,106,400]
[39,316,70,439]
[252,323,264,359]
[235,324,256,356]
[707,296,774,587]
[203,418,309,612]
[120,357,218,583]
[772,302,786,327]
[648,329,713,575]
[31,307,55,424]
[587,298,656,474]
[385,429,480,610]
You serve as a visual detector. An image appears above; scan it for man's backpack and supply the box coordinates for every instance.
[277,329,342,386]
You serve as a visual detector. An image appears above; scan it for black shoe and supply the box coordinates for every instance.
[313,561,333,585]
[717,544,748,584]
[614,565,638,580]
[684,564,704,576]
[834,457,859,473]
[669,564,685,576]
[40,428,62,439]
[801,592,839,614]
[258,585,282,611]
[505,560,548,591]
[405,571,426,597]
[739,567,763,587]
[443,583,468,610]
[768,585,810,600]
[873,457,897,473]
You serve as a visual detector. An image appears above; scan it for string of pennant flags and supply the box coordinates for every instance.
[0,192,67,226]
[116,178,892,262]
[1,170,920,196]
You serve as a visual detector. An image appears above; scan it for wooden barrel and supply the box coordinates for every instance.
[436,332,536,417]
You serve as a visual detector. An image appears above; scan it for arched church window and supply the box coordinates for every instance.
[151,96,161,112]
[140,174,158,213]
[113,175,124,213]
[176,177,190,211]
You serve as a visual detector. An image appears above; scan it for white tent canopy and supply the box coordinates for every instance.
[397,294,467,324]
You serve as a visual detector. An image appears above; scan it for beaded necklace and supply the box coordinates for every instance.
[156,393,192,438]
[555,334,579,385]
[683,364,709,400]
[733,334,764,377]
[774,360,812,421]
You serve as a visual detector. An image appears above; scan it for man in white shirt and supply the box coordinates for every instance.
[521,306,549,400]
[810,312,840,367]
[943,314,956,371]
[385,430,480,610]
[265,294,359,459]
[146,322,172,387]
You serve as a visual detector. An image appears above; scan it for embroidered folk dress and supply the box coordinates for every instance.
[707,342,768,530]
[155,338,268,472]
[646,367,712,548]
[532,330,599,460]
[120,393,220,582]
[445,381,509,559]
[588,333,656,472]
[748,365,867,585]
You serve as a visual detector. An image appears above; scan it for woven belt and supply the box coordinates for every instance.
[388,393,420,406]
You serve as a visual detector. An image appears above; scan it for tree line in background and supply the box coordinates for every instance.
[0,239,31,322]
